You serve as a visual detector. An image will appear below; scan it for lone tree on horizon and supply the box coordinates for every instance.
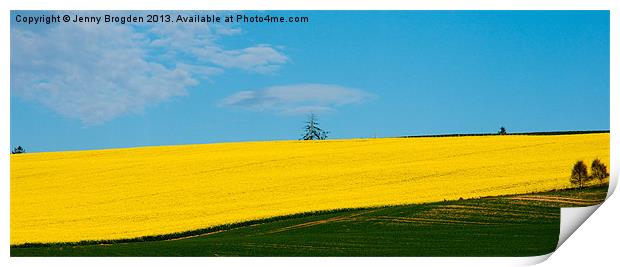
[498,126,507,135]
[570,160,590,188]
[301,113,328,140]
[11,146,26,154]
[591,159,610,184]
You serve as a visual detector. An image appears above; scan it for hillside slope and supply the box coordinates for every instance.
[10,133,609,244]
[11,186,608,256]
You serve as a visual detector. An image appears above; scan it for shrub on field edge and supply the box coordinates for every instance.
[570,160,590,188]
[11,146,26,154]
[591,159,610,184]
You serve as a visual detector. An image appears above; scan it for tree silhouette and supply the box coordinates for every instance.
[301,113,328,140]
[591,159,609,184]
[11,146,26,154]
[498,126,507,135]
[570,160,590,188]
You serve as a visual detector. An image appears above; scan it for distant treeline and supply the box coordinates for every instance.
[401,130,610,139]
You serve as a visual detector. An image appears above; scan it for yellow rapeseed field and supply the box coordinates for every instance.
[10,133,609,245]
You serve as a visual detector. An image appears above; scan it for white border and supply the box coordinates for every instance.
[2,1,617,266]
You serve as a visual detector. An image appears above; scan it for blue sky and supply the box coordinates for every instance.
[11,11,610,152]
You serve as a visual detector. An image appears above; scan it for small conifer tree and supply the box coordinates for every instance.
[301,113,328,140]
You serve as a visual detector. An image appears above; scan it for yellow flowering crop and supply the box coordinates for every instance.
[10,134,609,245]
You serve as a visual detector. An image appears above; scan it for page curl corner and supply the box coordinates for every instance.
[557,203,602,249]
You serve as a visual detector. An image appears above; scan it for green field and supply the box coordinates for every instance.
[11,185,607,257]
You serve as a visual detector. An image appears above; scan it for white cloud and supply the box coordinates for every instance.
[147,20,288,73]
[11,24,198,124]
[195,45,289,74]
[219,84,372,115]
[11,12,288,124]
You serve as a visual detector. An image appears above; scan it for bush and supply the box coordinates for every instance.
[11,146,26,154]
[570,160,590,188]
[591,159,609,184]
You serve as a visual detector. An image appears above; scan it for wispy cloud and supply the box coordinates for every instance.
[11,11,288,124]
[219,84,372,115]
[196,45,289,74]
[147,19,288,73]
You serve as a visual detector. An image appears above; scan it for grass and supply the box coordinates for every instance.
[10,185,608,257]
